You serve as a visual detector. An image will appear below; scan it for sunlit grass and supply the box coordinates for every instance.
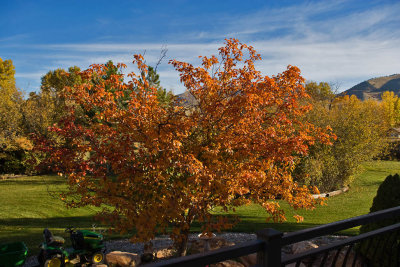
[221,160,400,235]
[1,161,399,256]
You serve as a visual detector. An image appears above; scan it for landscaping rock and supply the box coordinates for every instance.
[210,237,235,250]
[155,248,175,259]
[106,251,141,267]
[309,247,363,267]
[189,237,235,254]
[291,241,319,254]
[285,263,306,267]
[338,249,364,267]
[210,260,245,267]
[238,253,256,267]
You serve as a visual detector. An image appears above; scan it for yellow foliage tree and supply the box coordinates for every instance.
[381,91,400,127]
[296,89,388,191]
[0,58,31,173]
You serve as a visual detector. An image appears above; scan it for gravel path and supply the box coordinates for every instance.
[22,232,257,267]
[22,233,348,266]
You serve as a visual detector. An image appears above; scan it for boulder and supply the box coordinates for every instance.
[210,237,235,250]
[323,247,363,267]
[106,251,141,267]
[155,248,175,259]
[209,260,245,267]
[285,263,306,267]
[296,246,364,267]
[189,237,235,254]
[291,241,319,254]
[238,253,256,267]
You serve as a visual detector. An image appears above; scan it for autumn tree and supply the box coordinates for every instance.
[0,58,21,143]
[305,81,335,103]
[0,58,32,173]
[295,84,388,191]
[40,39,333,255]
[17,67,83,174]
[23,67,83,135]
[381,91,400,127]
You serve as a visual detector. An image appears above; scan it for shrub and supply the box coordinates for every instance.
[295,88,388,192]
[358,174,400,266]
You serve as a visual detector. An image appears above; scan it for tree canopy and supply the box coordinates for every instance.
[37,39,333,254]
[295,83,388,191]
[0,58,31,173]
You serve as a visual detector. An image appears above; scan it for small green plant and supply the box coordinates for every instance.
[358,173,400,266]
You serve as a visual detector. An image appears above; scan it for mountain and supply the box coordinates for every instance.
[176,90,198,106]
[177,74,400,103]
[342,74,400,100]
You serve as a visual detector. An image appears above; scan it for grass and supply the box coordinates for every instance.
[0,175,102,255]
[222,161,400,234]
[1,160,400,256]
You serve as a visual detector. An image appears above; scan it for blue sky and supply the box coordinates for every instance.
[1,0,399,94]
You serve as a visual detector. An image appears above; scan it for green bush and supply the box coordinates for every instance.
[0,151,25,174]
[295,83,388,192]
[358,174,400,266]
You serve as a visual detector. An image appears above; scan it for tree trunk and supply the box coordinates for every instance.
[175,213,193,257]
[176,233,189,257]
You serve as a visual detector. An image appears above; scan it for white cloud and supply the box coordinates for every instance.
[12,1,400,94]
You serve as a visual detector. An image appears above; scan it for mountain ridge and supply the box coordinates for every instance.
[176,74,400,103]
[342,74,400,100]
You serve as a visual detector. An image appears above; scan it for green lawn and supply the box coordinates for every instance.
[1,161,400,256]
[0,175,102,255]
[221,161,400,235]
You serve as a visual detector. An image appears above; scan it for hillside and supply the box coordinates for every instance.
[176,90,198,106]
[342,74,400,100]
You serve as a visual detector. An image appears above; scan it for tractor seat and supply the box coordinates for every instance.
[71,231,85,250]
[43,228,65,247]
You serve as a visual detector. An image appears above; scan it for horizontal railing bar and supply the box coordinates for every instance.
[142,240,264,267]
[282,221,400,265]
[282,206,400,245]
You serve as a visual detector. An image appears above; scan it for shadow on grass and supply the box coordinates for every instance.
[0,215,107,256]
[0,215,360,256]
[357,179,384,187]
[0,177,67,186]
[0,216,99,229]
[218,215,360,236]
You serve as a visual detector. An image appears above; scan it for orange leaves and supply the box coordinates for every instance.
[40,38,335,251]
[293,214,304,223]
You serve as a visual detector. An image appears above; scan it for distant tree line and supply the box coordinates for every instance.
[0,40,395,254]
[0,57,394,193]
[0,58,173,174]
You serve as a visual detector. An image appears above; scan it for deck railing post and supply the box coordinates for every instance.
[256,228,283,267]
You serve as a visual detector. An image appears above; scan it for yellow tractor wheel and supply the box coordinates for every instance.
[44,257,61,267]
[91,251,104,263]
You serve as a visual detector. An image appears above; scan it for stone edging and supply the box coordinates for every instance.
[311,186,349,199]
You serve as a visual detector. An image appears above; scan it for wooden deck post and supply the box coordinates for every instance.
[256,228,283,267]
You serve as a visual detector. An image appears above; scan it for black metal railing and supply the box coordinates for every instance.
[143,206,400,267]
[143,240,264,267]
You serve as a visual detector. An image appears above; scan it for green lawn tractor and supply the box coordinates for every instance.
[38,227,105,267]
[64,227,105,264]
